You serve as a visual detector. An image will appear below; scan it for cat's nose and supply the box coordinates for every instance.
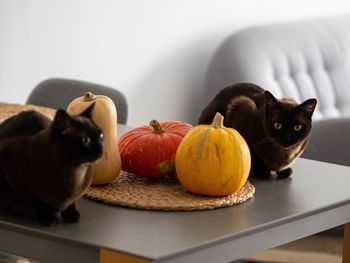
[282,133,292,141]
[284,137,292,143]
[281,136,294,147]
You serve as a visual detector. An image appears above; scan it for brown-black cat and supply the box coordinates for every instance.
[198,83,317,179]
[0,104,103,226]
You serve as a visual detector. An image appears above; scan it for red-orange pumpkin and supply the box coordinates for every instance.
[119,120,192,178]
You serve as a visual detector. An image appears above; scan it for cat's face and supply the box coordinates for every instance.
[52,105,104,163]
[264,91,317,148]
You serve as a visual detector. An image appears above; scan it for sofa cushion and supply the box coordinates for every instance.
[204,14,350,120]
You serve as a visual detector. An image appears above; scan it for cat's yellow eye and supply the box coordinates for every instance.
[274,122,282,130]
[294,124,303,131]
[81,136,91,146]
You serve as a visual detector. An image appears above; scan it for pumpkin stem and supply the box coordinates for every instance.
[83,92,97,102]
[211,112,224,128]
[150,120,165,134]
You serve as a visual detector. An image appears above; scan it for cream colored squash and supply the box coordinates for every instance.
[67,92,121,185]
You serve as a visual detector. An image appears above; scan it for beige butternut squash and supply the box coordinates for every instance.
[67,92,121,185]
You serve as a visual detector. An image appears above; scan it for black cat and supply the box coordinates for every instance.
[0,104,103,226]
[198,83,317,179]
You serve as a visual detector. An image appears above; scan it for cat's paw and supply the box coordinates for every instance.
[62,210,80,223]
[277,168,293,179]
[61,204,80,223]
[251,169,272,180]
[37,212,61,227]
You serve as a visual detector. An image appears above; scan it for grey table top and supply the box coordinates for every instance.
[1,127,350,262]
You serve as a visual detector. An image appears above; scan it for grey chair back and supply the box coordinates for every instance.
[27,78,128,124]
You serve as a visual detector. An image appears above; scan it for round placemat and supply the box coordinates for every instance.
[0,103,255,211]
[85,171,255,211]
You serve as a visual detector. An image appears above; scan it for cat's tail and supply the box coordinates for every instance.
[226,96,257,117]
[224,96,258,128]
[198,101,225,125]
[198,96,258,126]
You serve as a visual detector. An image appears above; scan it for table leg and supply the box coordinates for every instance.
[343,223,350,263]
[99,249,152,263]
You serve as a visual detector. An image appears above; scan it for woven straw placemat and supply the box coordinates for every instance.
[0,102,255,211]
[85,171,255,211]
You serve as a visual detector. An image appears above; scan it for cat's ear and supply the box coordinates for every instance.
[265,91,278,105]
[52,109,73,134]
[80,103,95,119]
[265,90,279,114]
[298,98,317,118]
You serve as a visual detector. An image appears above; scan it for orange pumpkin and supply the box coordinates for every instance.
[175,112,251,196]
[119,120,192,178]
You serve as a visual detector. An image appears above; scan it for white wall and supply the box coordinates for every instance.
[1,0,350,126]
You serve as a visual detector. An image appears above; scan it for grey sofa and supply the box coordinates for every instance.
[203,15,350,241]
[203,14,350,167]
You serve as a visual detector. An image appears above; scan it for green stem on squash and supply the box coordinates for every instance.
[211,112,224,129]
[150,120,165,134]
[83,92,97,102]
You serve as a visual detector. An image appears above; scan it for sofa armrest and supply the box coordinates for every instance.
[302,118,350,167]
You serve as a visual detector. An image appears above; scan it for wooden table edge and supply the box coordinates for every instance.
[343,222,350,263]
[100,248,153,263]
